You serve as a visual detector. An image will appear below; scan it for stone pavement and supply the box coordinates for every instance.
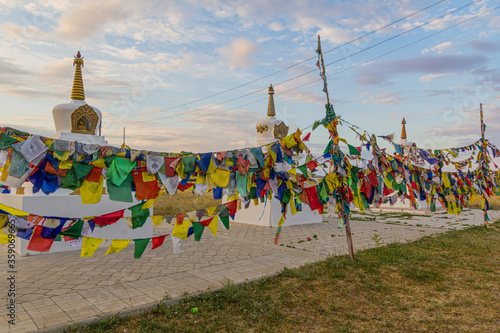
[0,209,497,333]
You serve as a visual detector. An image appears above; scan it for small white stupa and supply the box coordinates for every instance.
[52,51,107,145]
[233,85,322,227]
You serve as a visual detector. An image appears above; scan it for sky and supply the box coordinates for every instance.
[0,0,499,157]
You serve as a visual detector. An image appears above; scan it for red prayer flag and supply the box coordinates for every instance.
[152,235,166,249]
[86,167,103,182]
[200,216,214,227]
[303,132,311,142]
[177,183,195,192]
[132,170,159,200]
[27,226,54,252]
[93,209,125,227]
[163,157,178,177]
[176,213,186,225]
[225,200,238,217]
[305,186,321,211]
[306,160,319,170]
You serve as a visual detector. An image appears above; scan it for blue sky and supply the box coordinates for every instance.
[0,0,499,156]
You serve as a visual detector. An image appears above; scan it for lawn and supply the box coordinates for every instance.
[66,221,499,332]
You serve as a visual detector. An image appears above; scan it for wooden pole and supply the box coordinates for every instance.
[317,34,354,259]
[317,35,331,105]
[480,103,489,227]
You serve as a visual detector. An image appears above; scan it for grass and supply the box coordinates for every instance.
[468,194,500,210]
[153,190,221,216]
[66,221,500,333]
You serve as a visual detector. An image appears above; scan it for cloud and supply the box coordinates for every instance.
[361,91,405,105]
[419,73,451,82]
[356,54,489,86]
[218,37,258,70]
[53,0,135,41]
[421,41,453,54]
[466,40,500,53]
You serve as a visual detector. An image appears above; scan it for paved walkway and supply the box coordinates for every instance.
[1,209,497,332]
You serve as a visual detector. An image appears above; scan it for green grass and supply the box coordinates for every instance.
[66,222,500,333]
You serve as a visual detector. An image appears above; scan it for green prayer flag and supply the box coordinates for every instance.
[59,220,84,240]
[134,238,150,259]
[0,133,18,149]
[60,162,93,190]
[181,155,196,174]
[129,202,150,229]
[107,173,133,203]
[323,140,333,155]
[281,188,291,205]
[312,120,321,131]
[298,164,308,176]
[219,214,230,229]
[107,157,135,186]
[218,204,229,217]
[348,144,361,156]
[192,222,205,241]
[235,172,248,197]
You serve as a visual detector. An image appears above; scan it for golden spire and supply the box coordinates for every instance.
[267,84,275,117]
[401,118,407,140]
[71,51,85,101]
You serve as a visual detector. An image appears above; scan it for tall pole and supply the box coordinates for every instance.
[317,35,331,105]
[317,35,354,260]
[480,103,489,227]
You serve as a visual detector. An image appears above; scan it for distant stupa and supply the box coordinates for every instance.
[255,84,289,145]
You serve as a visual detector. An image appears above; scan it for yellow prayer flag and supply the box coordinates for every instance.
[206,206,217,216]
[277,214,285,226]
[53,150,70,161]
[91,158,106,168]
[81,237,105,258]
[80,175,105,205]
[142,171,156,182]
[151,215,164,227]
[172,219,191,240]
[105,239,131,255]
[210,168,230,188]
[142,197,157,210]
[0,226,15,244]
[43,138,53,148]
[207,157,216,174]
[228,192,239,202]
[290,198,297,216]
[59,160,73,170]
[0,203,28,216]
[207,217,218,236]
[284,135,297,148]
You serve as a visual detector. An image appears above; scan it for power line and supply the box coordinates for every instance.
[132,1,476,124]
[120,0,448,120]
[131,3,498,128]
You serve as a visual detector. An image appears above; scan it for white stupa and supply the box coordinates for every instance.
[1,52,152,256]
[232,85,322,227]
[52,51,107,145]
